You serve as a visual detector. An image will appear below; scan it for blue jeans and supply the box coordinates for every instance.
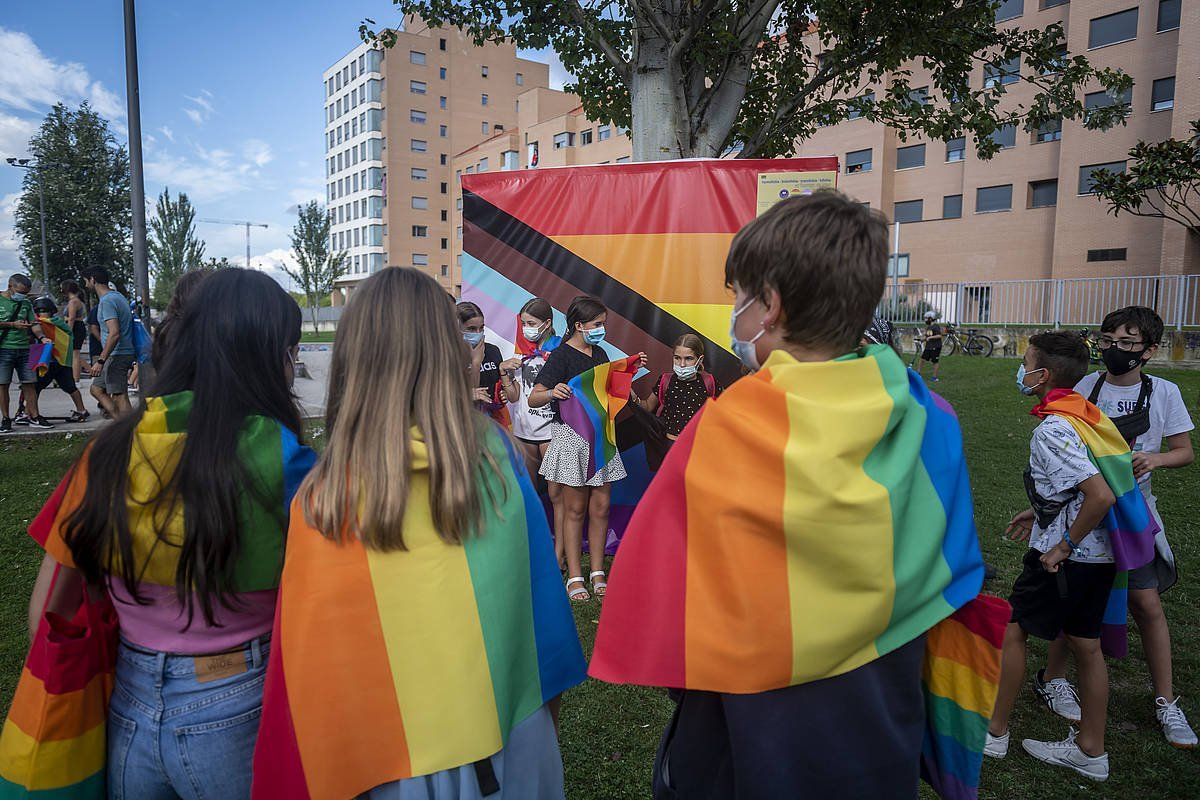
[107,637,268,800]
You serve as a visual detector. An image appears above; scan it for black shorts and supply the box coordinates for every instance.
[1009,548,1116,640]
[921,346,942,363]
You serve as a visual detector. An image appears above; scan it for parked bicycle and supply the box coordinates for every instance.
[942,325,995,358]
[1079,328,1103,364]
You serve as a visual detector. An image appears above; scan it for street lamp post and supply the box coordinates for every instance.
[5,157,51,294]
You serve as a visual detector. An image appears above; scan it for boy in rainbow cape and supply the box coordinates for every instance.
[987,330,1157,783]
[590,191,1007,800]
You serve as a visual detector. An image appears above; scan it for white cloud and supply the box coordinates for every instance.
[0,112,37,159]
[159,125,174,143]
[0,28,125,121]
[0,191,22,270]
[182,92,215,126]
[184,93,214,115]
[243,139,273,168]
[183,107,204,126]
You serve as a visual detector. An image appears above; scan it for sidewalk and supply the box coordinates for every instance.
[1,346,332,437]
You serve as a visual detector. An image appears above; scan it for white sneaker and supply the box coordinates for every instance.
[1156,697,1199,749]
[1021,728,1109,782]
[984,730,1009,759]
[1032,669,1082,722]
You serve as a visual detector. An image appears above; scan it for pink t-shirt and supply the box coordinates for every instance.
[108,580,277,653]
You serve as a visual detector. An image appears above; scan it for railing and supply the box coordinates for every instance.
[879,274,1200,329]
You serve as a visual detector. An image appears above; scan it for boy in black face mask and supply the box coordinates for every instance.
[1033,306,1197,749]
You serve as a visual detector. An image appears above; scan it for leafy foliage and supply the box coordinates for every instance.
[284,201,348,333]
[148,188,207,309]
[364,1,1130,159]
[200,256,237,270]
[1090,119,1200,235]
[13,103,132,289]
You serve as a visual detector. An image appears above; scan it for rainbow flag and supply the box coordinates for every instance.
[558,356,639,481]
[25,316,72,377]
[591,345,1004,798]
[26,390,315,595]
[920,595,1009,800]
[513,313,560,359]
[252,426,587,799]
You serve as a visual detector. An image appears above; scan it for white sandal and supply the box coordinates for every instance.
[566,576,590,602]
[589,570,608,598]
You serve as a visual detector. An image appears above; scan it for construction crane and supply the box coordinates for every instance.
[198,218,269,268]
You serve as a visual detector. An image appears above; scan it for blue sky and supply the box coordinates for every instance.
[0,0,568,285]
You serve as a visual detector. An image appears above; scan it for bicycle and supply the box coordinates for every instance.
[1079,328,1103,364]
[942,325,995,358]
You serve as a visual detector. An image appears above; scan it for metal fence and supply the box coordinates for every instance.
[880,274,1200,330]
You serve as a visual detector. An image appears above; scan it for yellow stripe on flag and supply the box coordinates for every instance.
[657,303,734,354]
[0,718,105,790]
[923,654,1000,718]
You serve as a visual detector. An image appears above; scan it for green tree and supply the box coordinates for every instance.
[366,1,1130,161]
[1090,119,1200,236]
[283,201,348,333]
[13,102,132,289]
[148,188,207,308]
[200,256,237,270]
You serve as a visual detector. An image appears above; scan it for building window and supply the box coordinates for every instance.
[896,143,926,170]
[481,93,489,106]
[412,196,428,210]
[501,150,519,170]
[479,157,489,171]
[516,72,524,85]
[482,122,489,134]
[990,123,1017,149]
[412,225,428,237]
[440,124,448,137]
[441,238,448,250]
[353,228,360,247]
[410,51,426,65]
[1084,87,1132,119]
[440,182,447,194]
[848,91,875,120]
[984,56,1020,88]
[1157,0,1180,32]
[439,37,446,51]
[907,86,930,105]
[481,65,489,78]
[410,80,427,95]
[995,0,1023,22]
[1079,161,1126,194]
[893,199,923,224]
[440,153,447,165]
[410,109,426,124]
[976,184,1013,212]
[440,96,447,109]
[1029,179,1058,208]
[553,132,575,149]
[579,129,593,145]
[598,124,611,141]
[1087,248,1127,262]
[466,166,474,174]
[456,198,463,210]
[1042,0,1069,8]
[1089,8,1139,49]
[943,194,963,219]
[1035,118,1062,143]
[439,67,446,80]
[410,139,427,152]
[411,167,427,181]
[945,137,966,162]
[845,148,872,174]
[441,209,448,222]
[1151,77,1175,111]
[413,254,429,267]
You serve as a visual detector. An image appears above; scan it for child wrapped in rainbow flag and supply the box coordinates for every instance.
[590,191,1008,800]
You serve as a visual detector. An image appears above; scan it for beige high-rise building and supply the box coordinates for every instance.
[323,16,550,298]
[793,0,1197,283]
[449,88,633,291]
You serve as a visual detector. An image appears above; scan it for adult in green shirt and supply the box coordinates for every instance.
[1,273,54,432]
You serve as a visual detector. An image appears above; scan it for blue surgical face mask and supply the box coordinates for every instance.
[583,326,606,346]
[1016,364,1045,396]
[674,364,698,380]
[463,331,484,348]
[522,322,546,342]
[10,292,27,302]
[730,299,766,371]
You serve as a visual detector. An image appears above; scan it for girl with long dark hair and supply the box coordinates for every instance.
[59,279,88,385]
[25,269,316,799]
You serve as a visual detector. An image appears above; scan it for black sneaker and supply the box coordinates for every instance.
[68,410,90,423]
[13,411,31,426]
[0,417,11,433]
[30,416,54,429]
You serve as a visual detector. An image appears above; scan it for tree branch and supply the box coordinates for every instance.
[567,0,632,85]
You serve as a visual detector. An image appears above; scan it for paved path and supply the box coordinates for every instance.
[1,346,332,437]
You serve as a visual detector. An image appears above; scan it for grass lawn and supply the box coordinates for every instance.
[3,356,1199,798]
[299,330,336,343]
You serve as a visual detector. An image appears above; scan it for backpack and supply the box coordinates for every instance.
[655,371,717,417]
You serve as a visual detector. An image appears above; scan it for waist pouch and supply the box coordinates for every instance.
[1023,467,1078,530]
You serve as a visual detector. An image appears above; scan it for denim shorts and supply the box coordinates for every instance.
[107,636,269,800]
[0,347,34,385]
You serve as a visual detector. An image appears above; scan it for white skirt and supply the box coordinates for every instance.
[539,423,626,488]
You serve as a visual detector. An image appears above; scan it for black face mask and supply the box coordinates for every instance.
[1102,346,1146,376]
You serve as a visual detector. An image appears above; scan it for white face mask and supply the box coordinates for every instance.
[674,364,698,380]
[729,299,766,371]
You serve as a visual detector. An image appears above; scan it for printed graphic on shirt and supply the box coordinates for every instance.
[1028,416,1111,563]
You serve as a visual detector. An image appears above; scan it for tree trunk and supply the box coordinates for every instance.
[309,302,319,335]
[630,27,690,161]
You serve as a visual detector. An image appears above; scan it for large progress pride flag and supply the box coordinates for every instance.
[461,159,837,546]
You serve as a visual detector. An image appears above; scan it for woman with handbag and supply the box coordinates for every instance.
[19,268,316,800]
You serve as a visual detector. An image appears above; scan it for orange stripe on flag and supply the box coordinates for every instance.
[549,234,735,305]
[5,669,111,742]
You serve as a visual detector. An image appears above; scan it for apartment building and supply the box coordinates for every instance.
[323,16,550,297]
[450,88,633,291]
[793,0,1196,283]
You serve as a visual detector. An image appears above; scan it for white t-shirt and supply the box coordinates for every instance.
[1075,372,1195,499]
[508,353,555,442]
[1028,415,1112,564]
